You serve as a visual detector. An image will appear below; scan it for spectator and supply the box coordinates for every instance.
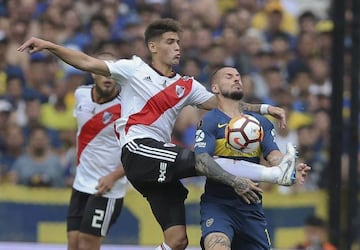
[24,53,55,103]
[0,124,25,181]
[22,98,62,149]
[3,75,28,126]
[298,11,318,35]
[293,214,337,250]
[0,31,25,95]
[0,99,13,153]
[8,125,65,188]
[40,79,77,132]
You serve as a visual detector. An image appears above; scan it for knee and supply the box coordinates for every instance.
[166,233,188,250]
[171,235,188,250]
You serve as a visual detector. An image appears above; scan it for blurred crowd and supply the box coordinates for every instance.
[0,0,354,192]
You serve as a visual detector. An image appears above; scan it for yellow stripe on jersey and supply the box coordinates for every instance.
[214,138,262,158]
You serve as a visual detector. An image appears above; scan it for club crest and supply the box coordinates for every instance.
[102,111,113,124]
[206,218,214,227]
[175,85,185,98]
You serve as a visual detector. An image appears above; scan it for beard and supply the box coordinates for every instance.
[222,90,243,100]
[95,85,116,99]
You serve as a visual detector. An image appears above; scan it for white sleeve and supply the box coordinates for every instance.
[73,88,80,118]
[189,78,214,105]
[104,56,142,85]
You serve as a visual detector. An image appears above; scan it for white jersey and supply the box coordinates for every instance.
[73,85,127,198]
[105,56,213,147]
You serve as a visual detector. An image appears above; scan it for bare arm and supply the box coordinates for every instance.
[95,165,126,196]
[197,95,218,110]
[195,152,262,204]
[240,102,286,128]
[17,37,110,77]
[197,97,286,128]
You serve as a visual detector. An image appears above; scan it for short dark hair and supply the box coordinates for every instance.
[144,18,182,45]
[305,215,326,228]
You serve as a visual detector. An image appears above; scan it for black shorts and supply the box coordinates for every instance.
[67,188,123,237]
[121,138,198,230]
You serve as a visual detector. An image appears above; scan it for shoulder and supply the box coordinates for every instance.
[199,109,222,129]
[75,85,92,94]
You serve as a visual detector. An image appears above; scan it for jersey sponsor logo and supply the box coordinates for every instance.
[143,76,152,82]
[194,142,206,148]
[195,130,205,142]
[175,85,185,98]
[217,123,228,128]
[205,218,214,227]
[102,111,113,124]
[158,162,167,183]
[163,142,176,147]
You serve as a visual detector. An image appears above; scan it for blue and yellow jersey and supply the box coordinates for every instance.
[194,108,279,202]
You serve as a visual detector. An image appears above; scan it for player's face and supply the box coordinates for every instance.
[94,74,118,98]
[150,32,181,66]
[215,67,244,100]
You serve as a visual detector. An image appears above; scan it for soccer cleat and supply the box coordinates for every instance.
[276,142,297,186]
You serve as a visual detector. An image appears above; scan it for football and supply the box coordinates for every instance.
[225,114,264,153]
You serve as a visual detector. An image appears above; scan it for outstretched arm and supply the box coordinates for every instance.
[17,37,110,77]
[240,102,286,129]
[198,97,286,129]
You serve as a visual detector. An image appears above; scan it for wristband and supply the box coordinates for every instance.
[260,104,270,115]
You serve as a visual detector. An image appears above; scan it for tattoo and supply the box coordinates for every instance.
[267,155,282,166]
[239,101,261,113]
[205,234,231,250]
[195,153,249,193]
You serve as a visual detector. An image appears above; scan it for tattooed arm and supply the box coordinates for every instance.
[195,153,262,204]
[240,102,286,129]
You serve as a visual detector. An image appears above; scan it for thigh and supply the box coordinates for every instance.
[146,181,189,231]
[121,138,197,187]
[233,209,272,250]
[200,200,235,248]
[67,188,90,232]
[80,195,123,237]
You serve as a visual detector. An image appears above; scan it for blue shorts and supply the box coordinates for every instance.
[200,195,272,250]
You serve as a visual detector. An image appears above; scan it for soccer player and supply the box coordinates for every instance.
[194,67,311,250]
[67,52,127,250]
[18,18,297,250]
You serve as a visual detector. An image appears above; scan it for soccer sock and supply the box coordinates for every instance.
[155,242,172,250]
[215,158,281,183]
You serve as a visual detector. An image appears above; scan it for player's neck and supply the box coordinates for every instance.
[92,88,119,104]
[218,99,242,118]
[150,61,174,77]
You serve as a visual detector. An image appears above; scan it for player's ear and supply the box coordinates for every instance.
[211,84,219,94]
[148,41,157,53]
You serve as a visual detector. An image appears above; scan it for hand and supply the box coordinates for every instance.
[17,37,50,54]
[295,163,311,185]
[95,175,115,196]
[233,177,263,204]
[267,106,286,129]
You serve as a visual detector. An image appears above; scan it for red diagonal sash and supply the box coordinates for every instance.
[125,78,193,133]
[77,104,121,164]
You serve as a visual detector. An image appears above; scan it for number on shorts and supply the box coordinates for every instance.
[91,209,105,228]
